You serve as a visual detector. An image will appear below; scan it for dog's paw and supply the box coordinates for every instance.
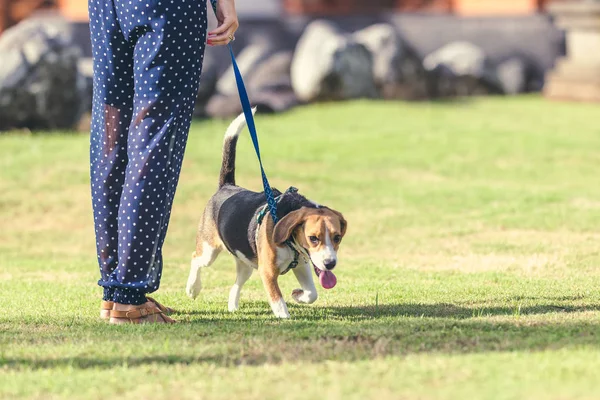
[273,309,290,319]
[292,288,317,304]
[186,279,201,299]
[270,298,290,318]
[228,303,239,312]
[228,292,239,312]
[291,289,304,303]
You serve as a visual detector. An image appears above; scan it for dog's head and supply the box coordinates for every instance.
[273,206,347,289]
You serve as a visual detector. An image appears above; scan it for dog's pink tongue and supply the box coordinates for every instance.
[319,270,337,289]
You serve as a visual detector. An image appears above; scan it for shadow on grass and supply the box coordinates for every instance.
[3,298,600,371]
[3,312,600,371]
[179,299,600,321]
[322,301,600,320]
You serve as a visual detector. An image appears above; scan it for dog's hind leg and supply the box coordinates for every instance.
[186,241,220,299]
[228,259,254,312]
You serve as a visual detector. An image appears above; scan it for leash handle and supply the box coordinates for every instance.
[209,0,279,224]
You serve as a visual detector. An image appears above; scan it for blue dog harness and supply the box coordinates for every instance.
[256,187,302,275]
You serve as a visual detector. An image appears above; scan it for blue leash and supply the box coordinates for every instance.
[210,0,279,224]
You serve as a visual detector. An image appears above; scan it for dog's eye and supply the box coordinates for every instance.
[333,235,342,244]
[309,236,319,244]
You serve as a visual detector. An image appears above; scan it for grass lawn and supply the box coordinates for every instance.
[1,96,600,399]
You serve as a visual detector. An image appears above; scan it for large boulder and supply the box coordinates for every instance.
[215,39,277,97]
[205,40,279,118]
[252,90,298,114]
[423,41,502,97]
[248,50,293,93]
[205,93,242,119]
[0,15,86,131]
[353,23,429,100]
[291,20,377,102]
[206,49,298,118]
[495,57,530,95]
[248,50,298,114]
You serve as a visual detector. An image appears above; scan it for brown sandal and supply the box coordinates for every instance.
[100,297,175,321]
[100,300,113,320]
[109,304,176,324]
[146,296,176,315]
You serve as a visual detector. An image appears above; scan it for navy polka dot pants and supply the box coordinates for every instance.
[88,0,207,305]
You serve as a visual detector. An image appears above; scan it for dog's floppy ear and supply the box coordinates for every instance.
[324,208,347,237]
[272,208,309,245]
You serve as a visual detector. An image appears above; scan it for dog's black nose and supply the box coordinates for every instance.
[324,259,337,270]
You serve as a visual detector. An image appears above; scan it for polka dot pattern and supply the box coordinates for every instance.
[89,0,207,305]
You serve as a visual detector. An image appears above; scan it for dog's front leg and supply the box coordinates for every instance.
[259,264,290,318]
[291,260,318,304]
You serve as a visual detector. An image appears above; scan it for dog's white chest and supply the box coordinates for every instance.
[276,246,295,274]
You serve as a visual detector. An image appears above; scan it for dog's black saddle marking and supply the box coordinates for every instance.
[218,189,275,260]
[216,186,317,262]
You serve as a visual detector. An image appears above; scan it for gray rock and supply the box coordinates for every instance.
[0,15,85,131]
[248,51,293,93]
[215,39,276,96]
[291,20,377,102]
[204,39,282,118]
[496,57,527,95]
[205,94,242,119]
[423,41,501,96]
[205,48,297,118]
[206,89,297,118]
[424,41,487,78]
[252,90,298,114]
[353,23,429,100]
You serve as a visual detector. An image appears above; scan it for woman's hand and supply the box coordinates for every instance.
[208,0,239,46]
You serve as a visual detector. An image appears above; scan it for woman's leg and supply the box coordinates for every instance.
[88,0,135,309]
[105,0,208,307]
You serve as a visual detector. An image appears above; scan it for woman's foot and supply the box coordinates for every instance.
[100,298,175,321]
[109,301,176,324]
[100,300,113,320]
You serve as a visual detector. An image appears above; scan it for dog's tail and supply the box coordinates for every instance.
[219,107,257,188]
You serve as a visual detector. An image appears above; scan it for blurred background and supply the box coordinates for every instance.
[0,0,597,132]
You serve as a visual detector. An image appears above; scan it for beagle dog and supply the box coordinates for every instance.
[185,110,347,318]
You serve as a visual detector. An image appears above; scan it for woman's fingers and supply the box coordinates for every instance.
[207,31,233,46]
[208,29,234,43]
[208,0,239,47]
[207,19,238,46]
[208,37,230,46]
[208,22,230,37]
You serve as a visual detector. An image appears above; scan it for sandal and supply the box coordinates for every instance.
[100,300,113,320]
[109,303,176,324]
[100,297,175,321]
[146,296,176,315]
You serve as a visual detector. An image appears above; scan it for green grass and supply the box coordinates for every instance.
[2,96,600,399]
